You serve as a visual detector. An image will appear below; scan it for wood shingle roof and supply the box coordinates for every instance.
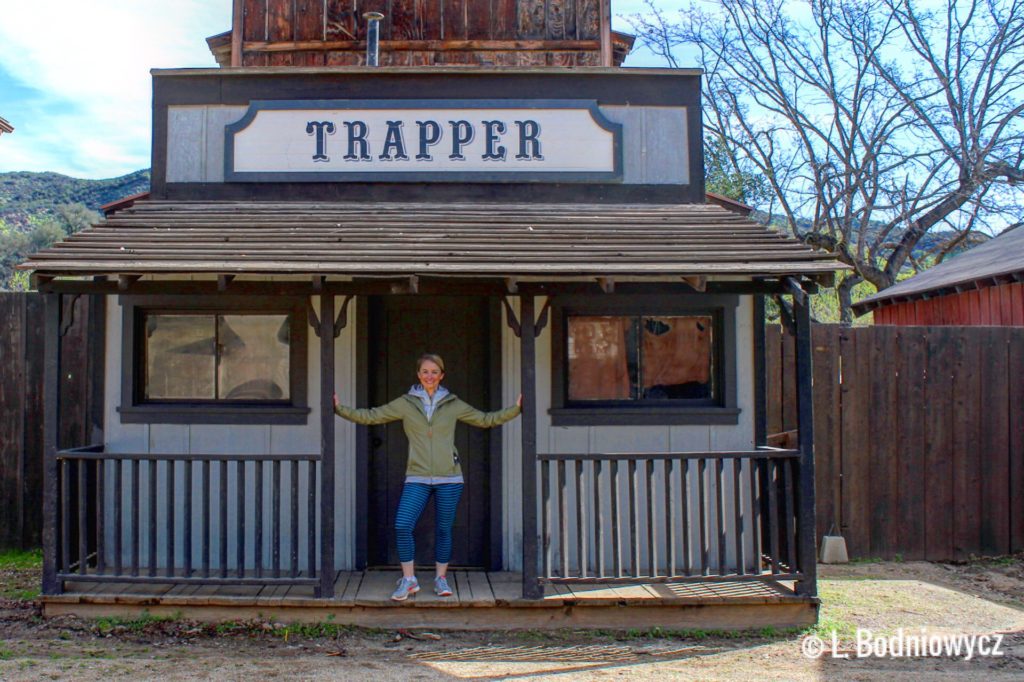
[20,201,846,279]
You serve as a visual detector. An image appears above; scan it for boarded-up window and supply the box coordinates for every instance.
[144,313,290,401]
[567,314,714,402]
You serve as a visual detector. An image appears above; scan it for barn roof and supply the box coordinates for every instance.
[854,227,1024,315]
[19,200,846,279]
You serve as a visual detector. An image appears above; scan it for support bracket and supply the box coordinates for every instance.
[534,298,552,337]
[502,296,521,338]
[307,298,322,338]
[333,295,354,338]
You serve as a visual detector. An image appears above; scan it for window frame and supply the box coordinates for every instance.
[549,294,740,426]
[119,295,310,425]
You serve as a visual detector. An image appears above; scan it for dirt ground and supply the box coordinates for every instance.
[1,556,1022,681]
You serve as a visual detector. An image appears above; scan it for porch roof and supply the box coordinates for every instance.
[20,200,847,278]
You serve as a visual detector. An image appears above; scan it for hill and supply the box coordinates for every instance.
[0,169,150,230]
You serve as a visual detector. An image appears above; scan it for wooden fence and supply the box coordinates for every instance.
[0,292,101,549]
[768,325,1024,561]
[3,292,1022,562]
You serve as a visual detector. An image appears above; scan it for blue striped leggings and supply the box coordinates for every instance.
[394,482,464,564]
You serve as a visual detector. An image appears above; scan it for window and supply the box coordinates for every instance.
[551,295,739,426]
[120,296,309,424]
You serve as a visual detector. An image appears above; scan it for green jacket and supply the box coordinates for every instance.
[334,393,521,478]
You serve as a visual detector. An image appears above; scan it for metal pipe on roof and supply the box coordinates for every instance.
[364,12,385,67]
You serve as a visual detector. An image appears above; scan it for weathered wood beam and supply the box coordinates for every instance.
[42,294,62,595]
[389,275,419,294]
[312,275,324,293]
[318,293,336,598]
[785,277,808,307]
[230,0,243,67]
[793,293,817,598]
[520,295,542,600]
[812,271,836,288]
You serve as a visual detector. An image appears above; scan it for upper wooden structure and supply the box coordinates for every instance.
[208,0,631,67]
[855,227,1024,325]
[0,116,13,135]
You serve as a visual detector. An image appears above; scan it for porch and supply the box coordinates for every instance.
[44,569,817,630]
[23,200,842,627]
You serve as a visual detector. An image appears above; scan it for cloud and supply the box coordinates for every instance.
[0,0,230,178]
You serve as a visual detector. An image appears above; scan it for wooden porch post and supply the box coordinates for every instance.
[319,293,336,598]
[41,293,62,595]
[520,295,542,599]
[793,291,817,596]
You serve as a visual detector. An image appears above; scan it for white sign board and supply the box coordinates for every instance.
[225,100,622,183]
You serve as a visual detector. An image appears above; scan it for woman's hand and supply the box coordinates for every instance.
[333,392,341,410]
[517,394,523,408]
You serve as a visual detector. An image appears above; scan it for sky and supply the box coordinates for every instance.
[0,1,666,179]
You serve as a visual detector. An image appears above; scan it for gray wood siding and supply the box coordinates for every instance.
[102,278,358,571]
[103,284,754,572]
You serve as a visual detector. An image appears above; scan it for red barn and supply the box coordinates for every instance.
[854,227,1024,325]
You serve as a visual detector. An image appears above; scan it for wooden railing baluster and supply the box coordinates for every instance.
[184,461,192,578]
[575,459,585,578]
[166,461,175,578]
[716,459,726,576]
[734,459,745,576]
[131,460,140,577]
[557,460,567,578]
[628,459,639,576]
[255,460,263,578]
[611,460,621,578]
[594,460,604,578]
[646,459,656,578]
[681,460,691,576]
[272,460,281,578]
[541,460,551,579]
[237,460,246,578]
[77,460,87,575]
[307,461,316,578]
[767,459,780,574]
[202,460,210,578]
[666,459,675,578]
[220,460,228,579]
[291,459,299,579]
[149,460,157,577]
[749,458,761,574]
[783,458,797,573]
[698,458,708,576]
[95,459,105,574]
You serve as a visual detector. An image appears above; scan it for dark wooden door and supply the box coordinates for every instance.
[367,296,492,567]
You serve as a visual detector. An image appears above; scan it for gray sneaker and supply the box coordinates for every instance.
[434,575,453,597]
[391,576,419,601]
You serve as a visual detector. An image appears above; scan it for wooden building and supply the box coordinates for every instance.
[0,116,13,136]
[19,0,845,629]
[855,228,1024,326]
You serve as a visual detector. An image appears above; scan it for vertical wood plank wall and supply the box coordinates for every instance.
[872,282,1024,326]
[766,324,1024,561]
[0,293,95,549]
[238,0,606,66]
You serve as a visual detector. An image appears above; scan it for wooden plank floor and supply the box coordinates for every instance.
[56,571,805,606]
[47,571,818,630]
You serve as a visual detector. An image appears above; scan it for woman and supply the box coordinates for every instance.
[333,353,521,601]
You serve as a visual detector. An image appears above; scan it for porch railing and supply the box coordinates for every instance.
[538,447,806,586]
[55,445,320,590]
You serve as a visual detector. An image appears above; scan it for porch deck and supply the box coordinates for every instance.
[43,571,818,630]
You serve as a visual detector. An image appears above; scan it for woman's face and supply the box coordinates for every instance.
[417,360,444,392]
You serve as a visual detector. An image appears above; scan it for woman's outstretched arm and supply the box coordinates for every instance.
[453,396,522,428]
[333,392,404,425]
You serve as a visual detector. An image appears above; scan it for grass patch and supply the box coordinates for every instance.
[0,548,42,570]
[0,647,14,660]
[94,612,181,634]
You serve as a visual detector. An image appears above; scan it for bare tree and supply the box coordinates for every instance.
[631,0,1024,322]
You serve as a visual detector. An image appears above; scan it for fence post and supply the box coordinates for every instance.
[42,293,62,595]
[793,292,817,597]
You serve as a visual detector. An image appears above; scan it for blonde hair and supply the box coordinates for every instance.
[416,353,445,373]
